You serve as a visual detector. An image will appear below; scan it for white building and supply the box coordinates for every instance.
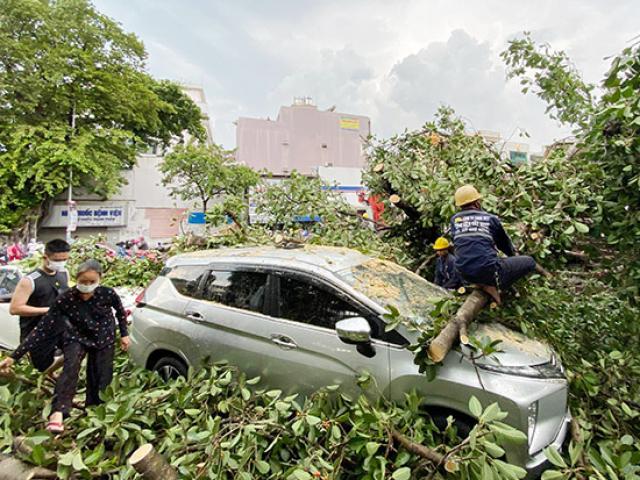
[477,130,531,163]
[39,85,213,245]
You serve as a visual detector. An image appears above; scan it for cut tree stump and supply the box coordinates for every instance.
[13,437,32,457]
[428,290,489,363]
[0,454,56,480]
[373,163,384,173]
[128,444,178,480]
[389,194,401,204]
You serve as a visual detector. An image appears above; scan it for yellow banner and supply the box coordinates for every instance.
[340,117,360,130]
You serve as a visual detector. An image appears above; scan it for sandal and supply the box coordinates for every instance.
[46,421,64,434]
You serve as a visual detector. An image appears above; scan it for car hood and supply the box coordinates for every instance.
[461,322,553,367]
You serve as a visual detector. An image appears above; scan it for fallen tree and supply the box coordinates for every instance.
[428,289,489,363]
[0,356,530,479]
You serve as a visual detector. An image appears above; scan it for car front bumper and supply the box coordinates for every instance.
[525,409,572,479]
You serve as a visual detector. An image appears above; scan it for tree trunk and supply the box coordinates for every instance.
[128,444,177,480]
[428,290,489,363]
[0,454,57,480]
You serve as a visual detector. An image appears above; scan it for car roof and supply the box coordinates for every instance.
[166,245,372,273]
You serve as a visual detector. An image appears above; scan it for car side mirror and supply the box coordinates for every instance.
[336,317,372,344]
[336,317,377,358]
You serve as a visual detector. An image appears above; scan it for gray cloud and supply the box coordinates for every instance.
[92,0,638,150]
[381,29,568,149]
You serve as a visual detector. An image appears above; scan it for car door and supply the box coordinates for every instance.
[182,266,282,379]
[0,267,22,349]
[256,270,391,398]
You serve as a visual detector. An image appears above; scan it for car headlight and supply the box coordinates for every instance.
[528,401,538,443]
[477,361,565,379]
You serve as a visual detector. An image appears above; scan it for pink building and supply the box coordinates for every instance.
[236,98,371,176]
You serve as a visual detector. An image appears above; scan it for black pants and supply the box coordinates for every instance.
[53,342,115,416]
[20,319,60,372]
[496,256,536,290]
[461,256,536,290]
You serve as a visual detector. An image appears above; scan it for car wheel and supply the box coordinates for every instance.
[152,356,188,381]
[428,408,476,439]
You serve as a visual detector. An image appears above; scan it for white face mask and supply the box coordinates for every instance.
[47,260,67,272]
[77,283,99,294]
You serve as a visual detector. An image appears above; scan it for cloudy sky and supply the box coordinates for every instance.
[94,0,638,151]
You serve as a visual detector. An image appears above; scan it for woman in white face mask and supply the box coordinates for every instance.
[0,259,130,433]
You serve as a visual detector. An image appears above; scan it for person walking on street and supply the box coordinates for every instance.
[9,239,71,371]
[433,237,462,290]
[450,185,536,304]
[0,260,130,433]
[7,240,25,262]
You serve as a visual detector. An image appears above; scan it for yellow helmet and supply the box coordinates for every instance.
[454,184,482,207]
[433,237,450,250]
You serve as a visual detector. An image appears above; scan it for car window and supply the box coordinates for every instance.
[276,276,361,330]
[164,265,208,298]
[201,270,268,314]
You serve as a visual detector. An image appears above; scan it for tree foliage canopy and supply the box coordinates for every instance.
[364,107,599,268]
[159,143,259,216]
[0,0,205,232]
[502,34,640,248]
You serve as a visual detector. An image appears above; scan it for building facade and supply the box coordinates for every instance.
[39,85,212,245]
[236,98,371,176]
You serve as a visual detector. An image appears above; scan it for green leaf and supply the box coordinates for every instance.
[544,446,567,468]
[255,460,270,474]
[541,471,564,480]
[241,388,251,401]
[391,466,411,480]
[366,442,380,456]
[72,452,87,472]
[305,415,322,426]
[620,434,634,445]
[481,462,494,480]
[292,419,304,436]
[609,350,623,360]
[469,396,483,418]
[480,402,502,423]
[30,445,46,466]
[483,441,506,458]
[574,221,589,233]
[293,470,312,480]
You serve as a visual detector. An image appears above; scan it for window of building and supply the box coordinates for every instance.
[201,270,268,314]
[276,276,361,330]
[164,265,208,298]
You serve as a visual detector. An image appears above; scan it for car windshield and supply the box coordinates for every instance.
[0,269,20,297]
[337,259,445,325]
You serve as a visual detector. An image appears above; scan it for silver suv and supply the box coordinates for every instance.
[129,246,570,477]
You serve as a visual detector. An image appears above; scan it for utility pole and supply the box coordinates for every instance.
[66,105,77,243]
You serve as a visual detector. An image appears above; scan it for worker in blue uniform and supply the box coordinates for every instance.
[433,237,462,290]
[450,185,536,304]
